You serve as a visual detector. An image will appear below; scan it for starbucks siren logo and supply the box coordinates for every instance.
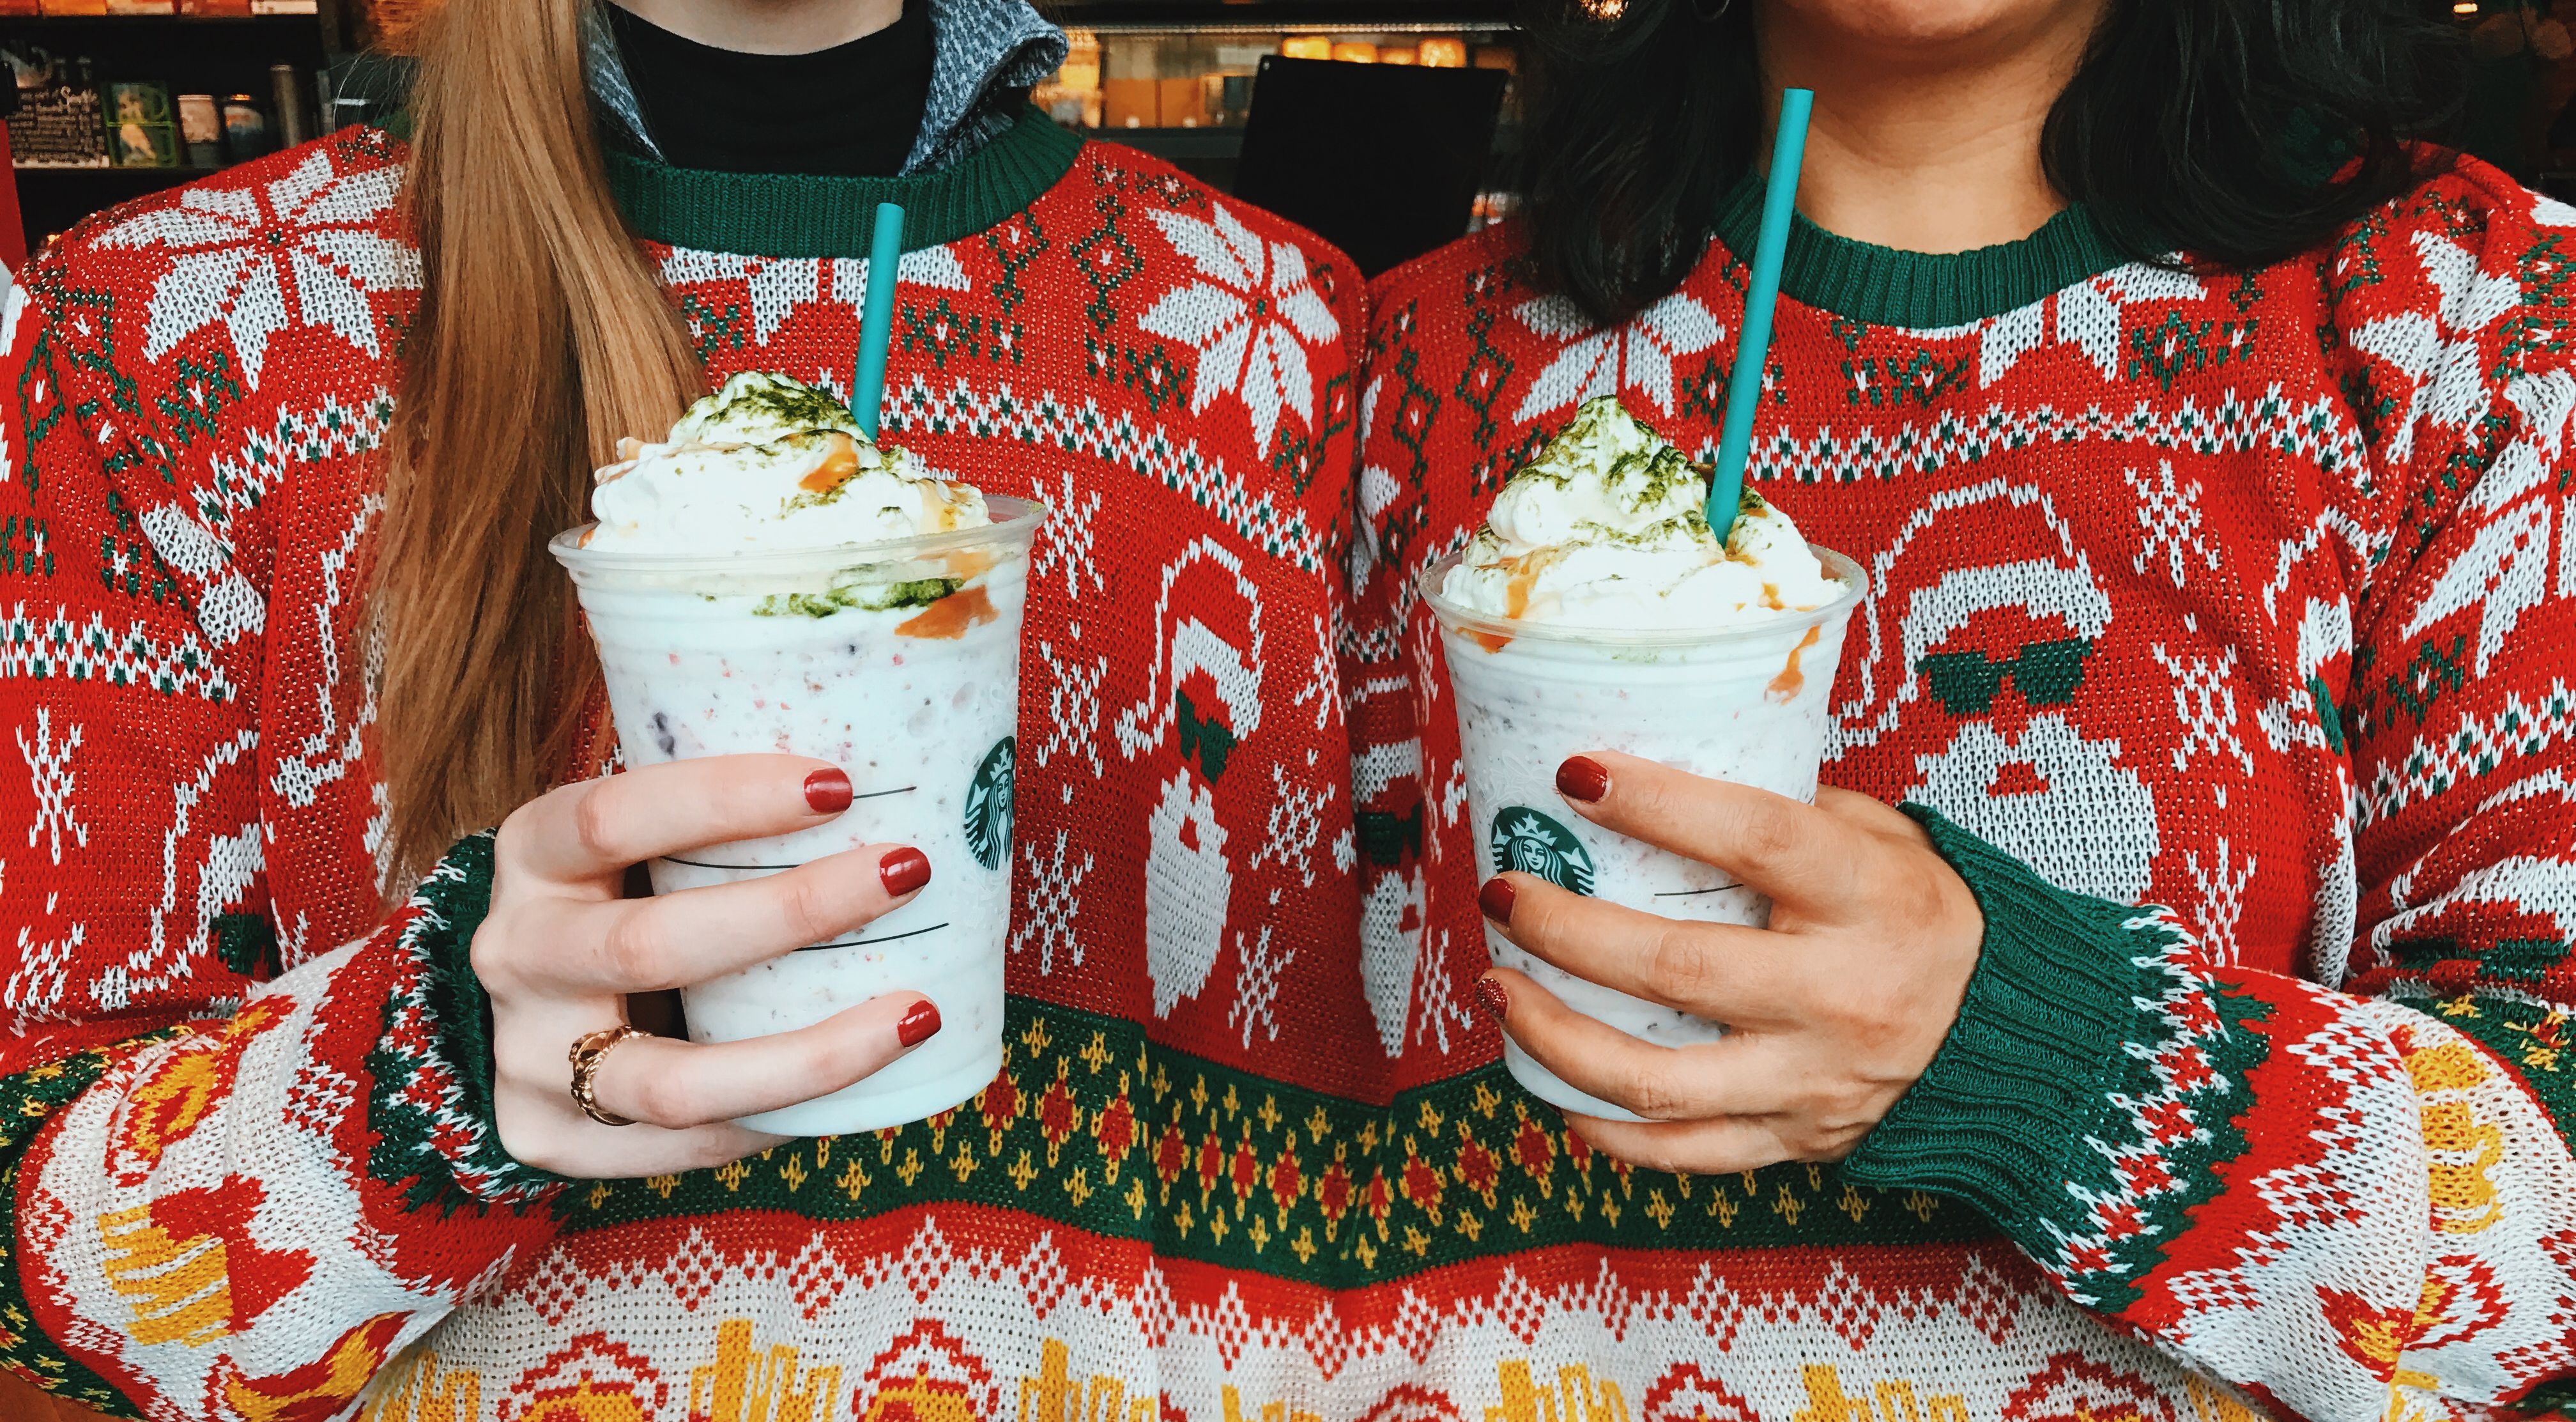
[1489,807,1595,896]
[965,738,1016,870]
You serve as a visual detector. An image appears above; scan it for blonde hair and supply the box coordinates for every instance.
[373,0,704,886]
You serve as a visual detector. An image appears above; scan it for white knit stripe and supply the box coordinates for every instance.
[379,1221,2250,1422]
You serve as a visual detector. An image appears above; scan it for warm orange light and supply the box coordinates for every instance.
[2453,1,2478,10]
[358,0,445,53]
[1418,37,1468,68]
[1380,45,1418,65]
[1282,35,1333,60]
[1580,0,1628,17]
[1332,42,1380,63]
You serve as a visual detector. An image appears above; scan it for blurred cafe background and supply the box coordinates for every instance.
[0,0,2547,281]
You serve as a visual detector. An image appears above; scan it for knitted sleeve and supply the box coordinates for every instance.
[1843,166,2576,1418]
[0,252,558,1418]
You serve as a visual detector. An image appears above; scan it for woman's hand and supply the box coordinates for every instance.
[475,755,938,1178]
[1477,750,1984,1175]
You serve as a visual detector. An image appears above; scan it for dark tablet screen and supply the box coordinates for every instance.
[1234,55,1508,277]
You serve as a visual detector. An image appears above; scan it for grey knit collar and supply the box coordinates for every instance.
[585,0,1068,176]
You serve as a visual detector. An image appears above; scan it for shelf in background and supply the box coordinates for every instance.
[1095,125,1245,153]
[15,163,224,175]
[0,13,317,22]
[1050,0,1514,31]
[0,3,345,61]
[1088,116,1516,194]
[0,13,328,64]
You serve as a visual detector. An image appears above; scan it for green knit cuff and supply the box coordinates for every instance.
[1841,806,2163,1228]
[365,831,569,1211]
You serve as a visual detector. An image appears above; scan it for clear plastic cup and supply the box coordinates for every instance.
[551,497,1045,1134]
[1419,546,1864,1120]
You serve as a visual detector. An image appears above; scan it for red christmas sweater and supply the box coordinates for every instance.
[0,105,2570,1421]
[1348,153,2576,1422]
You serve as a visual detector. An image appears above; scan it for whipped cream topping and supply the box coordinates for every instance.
[584,372,989,555]
[1440,396,1841,629]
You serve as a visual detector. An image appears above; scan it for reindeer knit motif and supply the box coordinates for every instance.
[1,111,2574,1422]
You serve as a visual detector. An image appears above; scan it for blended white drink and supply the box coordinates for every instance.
[553,373,1041,1136]
[1421,397,1859,1120]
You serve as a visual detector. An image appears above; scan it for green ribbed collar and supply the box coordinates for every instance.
[606,104,1084,256]
[1715,171,2129,328]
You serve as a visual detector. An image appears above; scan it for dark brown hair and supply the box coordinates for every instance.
[1519,0,2464,325]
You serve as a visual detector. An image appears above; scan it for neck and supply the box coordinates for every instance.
[608,0,902,54]
[1757,0,2104,254]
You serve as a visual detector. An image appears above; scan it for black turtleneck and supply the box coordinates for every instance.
[606,3,935,177]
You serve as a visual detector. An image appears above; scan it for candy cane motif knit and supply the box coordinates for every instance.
[1346,153,2576,1421]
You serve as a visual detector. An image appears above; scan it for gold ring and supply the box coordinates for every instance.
[567,1025,647,1127]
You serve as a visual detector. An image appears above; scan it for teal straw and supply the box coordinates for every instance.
[852,201,907,439]
[1706,88,1814,540]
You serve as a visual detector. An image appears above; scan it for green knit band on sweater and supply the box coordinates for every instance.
[367,831,571,1212]
[1843,806,2175,1228]
[606,104,1085,257]
[1846,807,2277,1313]
[1715,174,2129,328]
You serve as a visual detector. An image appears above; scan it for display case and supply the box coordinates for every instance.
[3,0,349,252]
[1033,0,1521,206]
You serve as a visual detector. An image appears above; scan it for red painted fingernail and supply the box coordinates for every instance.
[880,847,932,897]
[896,1000,942,1047]
[1479,876,1517,925]
[1557,756,1610,803]
[804,768,854,814]
[1474,977,1510,1023]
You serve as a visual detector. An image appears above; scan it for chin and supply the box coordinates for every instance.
[1768,0,2103,50]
